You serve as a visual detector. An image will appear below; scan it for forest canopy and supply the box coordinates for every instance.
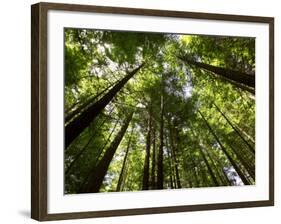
[64,28,255,194]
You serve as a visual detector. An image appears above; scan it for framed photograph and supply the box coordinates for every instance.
[31,2,274,221]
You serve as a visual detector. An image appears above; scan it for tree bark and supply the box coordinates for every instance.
[168,124,182,189]
[79,111,134,193]
[204,145,231,186]
[191,158,200,187]
[235,124,255,145]
[65,64,144,149]
[213,103,255,154]
[65,110,118,175]
[198,146,220,186]
[166,138,175,189]
[65,81,116,123]
[151,125,156,189]
[225,139,255,179]
[157,94,164,189]
[217,74,255,95]
[189,125,220,186]
[198,110,251,185]
[179,57,255,89]
[200,164,209,186]
[116,127,134,192]
[142,106,152,190]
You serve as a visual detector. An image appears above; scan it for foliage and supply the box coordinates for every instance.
[64,28,255,193]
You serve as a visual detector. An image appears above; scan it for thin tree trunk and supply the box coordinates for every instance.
[225,139,255,179]
[65,64,144,149]
[179,57,255,89]
[167,143,174,189]
[116,127,134,192]
[168,125,182,189]
[142,106,152,190]
[235,125,255,145]
[213,103,255,154]
[204,145,231,186]
[212,73,255,95]
[172,167,177,188]
[77,121,120,191]
[79,111,134,193]
[199,163,209,186]
[237,89,255,111]
[204,143,233,186]
[65,81,116,123]
[65,106,114,153]
[198,146,219,186]
[151,125,156,189]
[120,161,130,191]
[157,94,164,189]
[198,110,251,185]
[165,134,176,189]
[191,158,200,187]
[189,125,220,186]
[65,118,118,176]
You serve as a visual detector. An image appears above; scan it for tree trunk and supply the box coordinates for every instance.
[198,110,251,185]
[65,106,115,153]
[189,125,220,186]
[225,139,255,179]
[157,94,164,189]
[179,57,255,89]
[66,118,118,176]
[142,106,152,190]
[151,125,156,189]
[215,73,255,95]
[191,158,200,187]
[116,127,134,191]
[65,81,116,123]
[166,141,175,189]
[235,124,255,145]
[79,111,134,193]
[198,146,219,186]
[204,145,231,186]
[213,103,255,154]
[168,124,182,189]
[199,164,209,186]
[237,89,255,111]
[65,64,144,149]
[120,161,129,191]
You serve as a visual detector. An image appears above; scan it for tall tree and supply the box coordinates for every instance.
[224,139,255,179]
[116,127,134,191]
[157,94,164,189]
[142,105,152,190]
[204,144,231,186]
[191,157,200,187]
[166,142,175,189]
[168,125,182,189]
[235,125,255,145]
[79,111,134,193]
[179,56,255,90]
[213,103,255,154]
[198,146,219,186]
[65,81,116,123]
[190,125,220,186]
[151,125,157,189]
[65,64,144,149]
[198,110,251,185]
[65,118,119,176]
